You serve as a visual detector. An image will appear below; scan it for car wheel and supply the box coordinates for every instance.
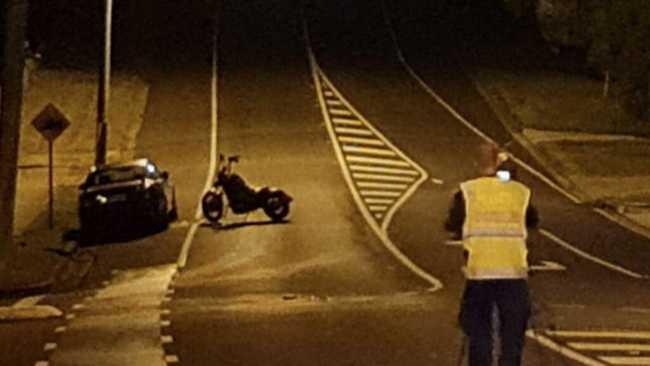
[157,197,170,230]
[168,190,178,221]
[79,226,94,245]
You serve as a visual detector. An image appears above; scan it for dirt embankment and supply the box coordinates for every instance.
[14,67,149,235]
[471,67,650,230]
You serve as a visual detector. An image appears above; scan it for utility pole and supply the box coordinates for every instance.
[95,0,112,167]
[0,0,27,277]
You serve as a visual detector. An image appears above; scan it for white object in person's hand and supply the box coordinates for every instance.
[496,170,511,182]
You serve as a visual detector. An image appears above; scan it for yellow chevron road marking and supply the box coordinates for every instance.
[304,14,443,291]
[313,71,426,227]
[530,329,650,365]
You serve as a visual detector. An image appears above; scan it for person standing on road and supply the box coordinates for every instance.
[445,144,539,366]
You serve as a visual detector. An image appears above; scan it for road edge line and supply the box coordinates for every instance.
[177,11,220,270]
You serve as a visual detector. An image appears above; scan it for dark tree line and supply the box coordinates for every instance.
[535,0,650,121]
[584,0,650,121]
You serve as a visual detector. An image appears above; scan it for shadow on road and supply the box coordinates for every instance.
[200,219,290,231]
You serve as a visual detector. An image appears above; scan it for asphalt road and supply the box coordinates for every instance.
[2,1,649,365]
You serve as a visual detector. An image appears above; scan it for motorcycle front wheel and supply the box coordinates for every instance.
[263,192,290,221]
[202,191,224,222]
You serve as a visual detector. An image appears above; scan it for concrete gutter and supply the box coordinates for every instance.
[0,295,63,321]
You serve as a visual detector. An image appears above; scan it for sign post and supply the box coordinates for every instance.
[32,103,70,229]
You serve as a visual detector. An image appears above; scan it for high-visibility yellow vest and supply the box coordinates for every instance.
[460,177,531,279]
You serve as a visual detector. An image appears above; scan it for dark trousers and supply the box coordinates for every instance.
[459,279,530,366]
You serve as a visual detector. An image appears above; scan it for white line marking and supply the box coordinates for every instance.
[335,127,373,136]
[357,181,408,190]
[359,190,402,198]
[164,354,180,363]
[445,240,462,246]
[177,11,220,270]
[364,198,395,204]
[598,356,650,365]
[529,260,567,272]
[72,303,85,310]
[339,136,384,145]
[65,314,75,320]
[324,90,334,97]
[332,117,363,126]
[54,326,66,333]
[12,295,44,308]
[368,205,389,212]
[620,307,650,314]
[43,343,57,352]
[161,309,171,315]
[342,145,396,156]
[326,99,343,106]
[161,320,171,327]
[569,342,650,351]
[346,156,411,167]
[161,335,174,344]
[329,108,353,116]
[547,330,650,339]
[431,178,444,185]
[34,361,49,366]
[540,229,646,279]
[594,207,650,240]
[350,164,418,175]
[526,330,606,366]
[303,12,442,292]
[353,173,415,182]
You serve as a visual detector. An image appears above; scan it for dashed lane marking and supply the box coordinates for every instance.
[44,265,176,366]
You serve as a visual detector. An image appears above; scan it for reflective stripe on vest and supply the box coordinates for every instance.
[460,177,531,279]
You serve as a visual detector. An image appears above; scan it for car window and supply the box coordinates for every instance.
[88,166,148,185]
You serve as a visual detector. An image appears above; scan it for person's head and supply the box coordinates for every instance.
[476,142,507,176]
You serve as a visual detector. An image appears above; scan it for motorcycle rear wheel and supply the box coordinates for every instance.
[202,191,224,222]
[263,193,290,221]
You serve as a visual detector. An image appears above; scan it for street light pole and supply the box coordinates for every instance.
[95,0,112,167]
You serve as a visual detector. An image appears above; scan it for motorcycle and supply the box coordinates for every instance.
[201,154,293,224]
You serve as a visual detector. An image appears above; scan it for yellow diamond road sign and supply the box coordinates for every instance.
[31,103,70,141]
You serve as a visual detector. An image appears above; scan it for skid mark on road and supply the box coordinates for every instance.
[529,329,650,365]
